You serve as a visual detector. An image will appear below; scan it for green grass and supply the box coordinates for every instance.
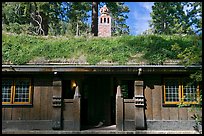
[2,32,201,65]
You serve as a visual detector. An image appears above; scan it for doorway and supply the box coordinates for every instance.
[81,75,116,130]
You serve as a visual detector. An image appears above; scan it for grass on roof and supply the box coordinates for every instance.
[2,31,201,65]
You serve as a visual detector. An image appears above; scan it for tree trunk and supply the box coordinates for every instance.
[91,2,98,36]
[40,12,49,36]
[76,21,79,36]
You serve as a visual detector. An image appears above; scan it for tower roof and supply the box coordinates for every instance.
[100,5,109,15]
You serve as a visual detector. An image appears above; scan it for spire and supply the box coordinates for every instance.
[100,5,110,15]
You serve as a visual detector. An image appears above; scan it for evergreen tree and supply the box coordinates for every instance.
[2,2,130,37]
[67,2,91,36]
[91,2,130,36]
[182,2,202,34]
[150,2,194,35]
[105,2,130,36]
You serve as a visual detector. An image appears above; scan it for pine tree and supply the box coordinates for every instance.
[150,2,194,35]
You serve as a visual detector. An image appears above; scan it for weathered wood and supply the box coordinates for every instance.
[3,108,12,120]
[22,107,30,120]
[73,86,81,131]
[187,107,195,120]
[31,85,41,120]
[161,107,170,120]
[152,85,162,120]
[144,87,153,120]
[116,85,124,131]
[12,107,22,120]
[40,86,48,120]
[47,86,53,120]
[134,81,144,95]
[52,78,62,130]
[134,80,145,130]
[63,100,74,120]
[124,100,135,130]
[169,107,178,120]
[124,100,135,120]
[178,108,188,120]
[2,108,5,120]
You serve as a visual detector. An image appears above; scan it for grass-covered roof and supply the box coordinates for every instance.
[2,32,202,65]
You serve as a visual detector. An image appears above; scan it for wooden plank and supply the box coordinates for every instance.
[63,101,74,120]
[152,85,162,120]
[161,107,170,120]
[116,85,124,131]
[4,108,12,120]
[30,86,41,120]
[178,107,188,120]
[134,80,145,129]
[124,102,135,120]
[47,86,53,120]
[144,87,153,120]
[21,107,30,120]
[169,107,179,120]
[187,107,195,120]
[2,108,5,120]
[12,107,23,120]
[52,79,62,130]
[40,86,48,120]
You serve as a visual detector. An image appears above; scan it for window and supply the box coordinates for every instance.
[104,18,106,23]
[2,78,32,105]
[163,78,200,105]
[100,18,102,23]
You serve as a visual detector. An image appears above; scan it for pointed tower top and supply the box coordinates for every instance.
[100,5,110,15]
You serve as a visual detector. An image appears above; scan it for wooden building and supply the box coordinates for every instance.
[2,5,202,132]
[2,64,202,131]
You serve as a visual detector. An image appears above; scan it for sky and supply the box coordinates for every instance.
[125,2,154,35]
[86,2,154,36]
[86,2,199,36]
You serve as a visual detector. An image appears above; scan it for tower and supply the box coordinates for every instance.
[98,5,111,37]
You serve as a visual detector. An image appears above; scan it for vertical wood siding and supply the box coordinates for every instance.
[2,78,53,120]
[144,77,195,121]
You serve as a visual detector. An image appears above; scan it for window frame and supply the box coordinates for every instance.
[2,78,33,105]
[181,79,200,105]
[163,78,200,105]
[2,78,13,104]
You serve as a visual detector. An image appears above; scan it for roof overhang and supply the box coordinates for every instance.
[2,64,202,74]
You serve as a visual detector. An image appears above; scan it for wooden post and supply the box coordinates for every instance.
[52,77,62,130]
[73,86,81,131]
[116,85,124,131]
[134,80,146,129]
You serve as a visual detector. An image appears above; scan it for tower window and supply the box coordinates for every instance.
[107,18,109,23]
[104,18,106,23]
[100,18,102,23]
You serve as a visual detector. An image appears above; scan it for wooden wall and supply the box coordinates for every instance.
[2,73,197,123]
[144,75,195,121]
[2,78,53,121]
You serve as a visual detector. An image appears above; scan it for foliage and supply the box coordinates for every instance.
[182,2,202,34]
[65,2,91,36]
[104,2,130,36]
[2,2,130,37]
[150,2,201,35]
[2,32,201,65]
[176,32,202,133]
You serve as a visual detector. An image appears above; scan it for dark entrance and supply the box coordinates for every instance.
[81,75,116,129]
